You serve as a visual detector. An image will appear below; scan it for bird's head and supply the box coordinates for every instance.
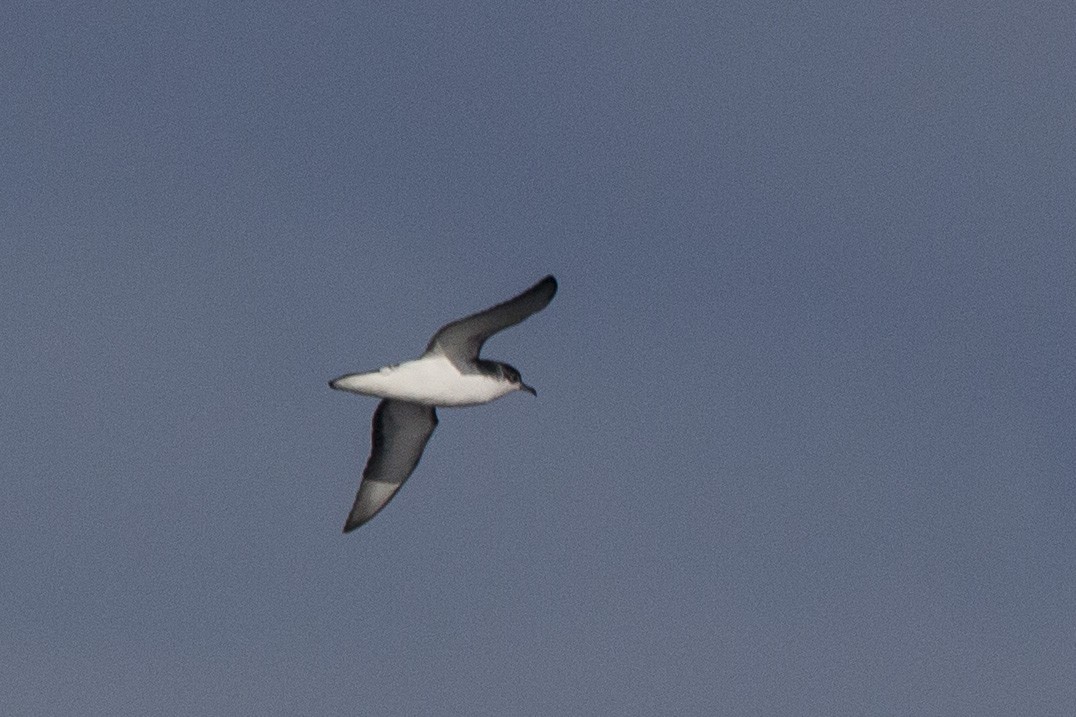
[498,362,537,396]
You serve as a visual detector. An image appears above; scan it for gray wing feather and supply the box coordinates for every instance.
[343,399,438,532]
[424,275,557,363]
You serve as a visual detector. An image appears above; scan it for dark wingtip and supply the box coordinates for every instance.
[536,275,557,301]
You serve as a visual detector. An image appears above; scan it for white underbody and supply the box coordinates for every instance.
[332,353,516,407]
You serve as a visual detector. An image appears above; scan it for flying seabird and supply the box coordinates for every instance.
[329,275,557,532]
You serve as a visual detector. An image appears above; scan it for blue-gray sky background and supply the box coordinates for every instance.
[3,3,1074,715]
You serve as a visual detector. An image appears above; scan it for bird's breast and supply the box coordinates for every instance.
[333,355,514,406]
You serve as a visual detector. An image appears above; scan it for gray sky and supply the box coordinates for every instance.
[3,3,1074,715]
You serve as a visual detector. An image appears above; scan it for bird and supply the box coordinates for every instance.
[329,275,557,532]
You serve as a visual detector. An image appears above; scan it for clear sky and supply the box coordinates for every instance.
[3,3,1074,715]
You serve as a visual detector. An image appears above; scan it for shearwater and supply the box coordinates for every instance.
[329,275,557,532]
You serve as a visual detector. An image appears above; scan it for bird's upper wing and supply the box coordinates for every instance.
[424,275,557,365]
[343,399,438,532]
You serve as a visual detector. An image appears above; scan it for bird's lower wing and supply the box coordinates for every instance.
[344,399,438,532]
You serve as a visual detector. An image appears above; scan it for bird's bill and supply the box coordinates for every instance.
[520,383,537,396]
